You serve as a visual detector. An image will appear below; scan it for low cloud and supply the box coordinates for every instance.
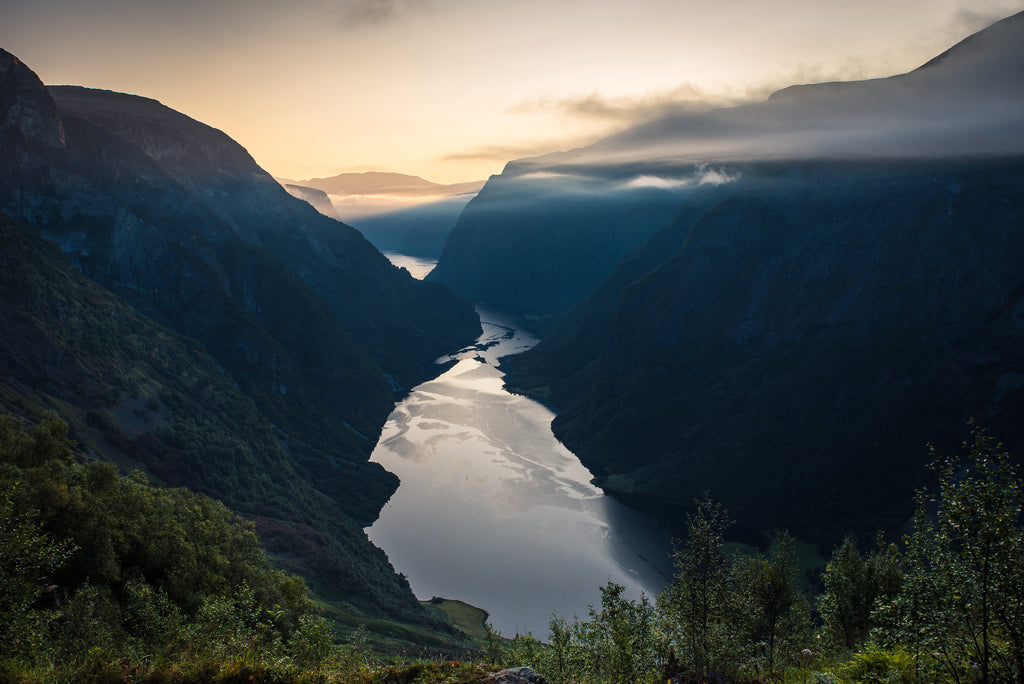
[511,84,755,126]
[953,3,1024,34]
[441,136,597,164]
[621,167,738,191]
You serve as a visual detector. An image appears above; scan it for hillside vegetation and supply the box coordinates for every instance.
[4,415,1021,684]
[0,213,448,632]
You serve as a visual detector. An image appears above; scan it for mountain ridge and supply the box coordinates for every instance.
[0,46,479,629]
[436,12,1024,542]
[287,171,485,198]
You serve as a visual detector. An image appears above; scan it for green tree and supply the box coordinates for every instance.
[819,535,902,651]
[544,582,661,683]
[0,484,73,660]
[658,492,733,674]
[0,412,322,677]
[546,612,588,684]
[581,582,659,683]
[877,424,1024,683]
[731,532,810,678]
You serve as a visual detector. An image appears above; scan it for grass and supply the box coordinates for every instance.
[421,598,491,645]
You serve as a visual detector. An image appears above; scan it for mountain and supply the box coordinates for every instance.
[280,172,485,259]
[0,48,479,628]
[429,10,1024,332]
[427,166,688,332]
[295,171,484,198]
[281,182,342,219]
[500,12,1024,542]
[0,213,438,628]
[339,193,483,259]
[511,158,1024,541]
[45,85,480,385]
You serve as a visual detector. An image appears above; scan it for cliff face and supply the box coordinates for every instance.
[0,48,478,625]
[499,12,1024,542]
[282,183,342,220]
[46,85,480,386]
[428,169,686,331]
[512,159,1024,541]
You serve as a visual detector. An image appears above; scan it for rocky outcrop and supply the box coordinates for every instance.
[486,666,548,684]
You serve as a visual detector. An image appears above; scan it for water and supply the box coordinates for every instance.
[383,251,438,280]
[366,307,674,636]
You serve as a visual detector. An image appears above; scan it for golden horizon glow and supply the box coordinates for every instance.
[2,0,1022,184]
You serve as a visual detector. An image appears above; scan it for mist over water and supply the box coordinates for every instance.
[366,308,673,636]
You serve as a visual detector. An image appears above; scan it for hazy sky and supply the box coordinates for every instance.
[2,0,1022,183]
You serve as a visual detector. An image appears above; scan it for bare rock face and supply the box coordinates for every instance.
[0,49,64,148]
[486,666,549,684]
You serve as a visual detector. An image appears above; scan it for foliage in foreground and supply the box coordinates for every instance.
[3,415,1022,684]
[480,423,1024,684]
[0,414,331,682]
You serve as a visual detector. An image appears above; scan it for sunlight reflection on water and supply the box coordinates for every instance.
[366,307,673,636]
[383,252,437,279]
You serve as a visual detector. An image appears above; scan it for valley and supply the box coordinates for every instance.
[2,6,1024,683]
[366,304,673,636]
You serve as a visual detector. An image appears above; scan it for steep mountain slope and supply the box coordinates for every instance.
[513,159,1024,541]
[0,48,478,628]
[504,12,1024,541]
[47,85,480,385]
[0,213,435,627]
[2,63,386,510]
[282,182,342,219]
[428,167,688,331]
[431,10,1024,332]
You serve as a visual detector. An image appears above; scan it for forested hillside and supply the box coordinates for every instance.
[0,46,478,632]
[0,214,444,628]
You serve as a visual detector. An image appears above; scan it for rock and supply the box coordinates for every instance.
[486,666,548,684]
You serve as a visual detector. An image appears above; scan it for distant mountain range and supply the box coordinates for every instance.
[280,171,485,198]
[432,10,1024,542]
[0,47,479,629]
[278,172,486,259]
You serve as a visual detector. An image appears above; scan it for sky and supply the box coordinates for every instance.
[2,0,1022,184]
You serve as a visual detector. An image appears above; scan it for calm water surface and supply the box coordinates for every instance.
[366,301,674,636]
[383,252,438,280]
